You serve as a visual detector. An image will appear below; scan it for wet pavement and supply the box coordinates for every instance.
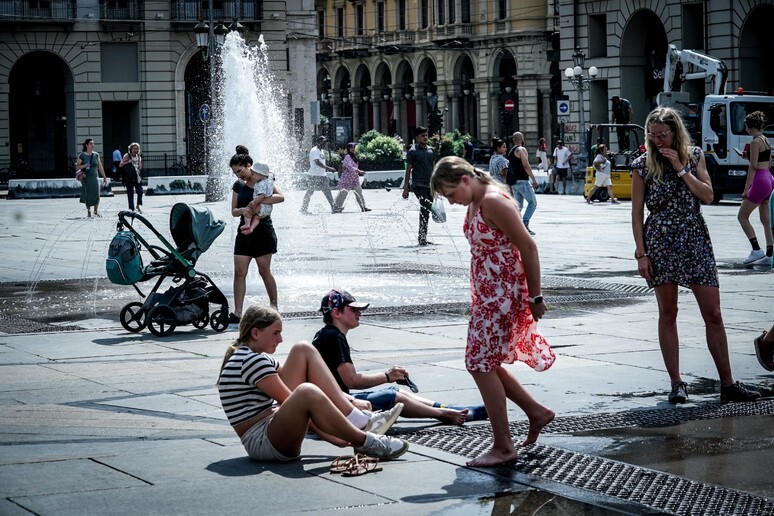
[0,187,773,515]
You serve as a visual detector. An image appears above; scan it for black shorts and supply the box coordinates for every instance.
[555,167,569,179]
[234,217,277,258]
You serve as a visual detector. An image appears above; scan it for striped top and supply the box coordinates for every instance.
[218,346,279,426]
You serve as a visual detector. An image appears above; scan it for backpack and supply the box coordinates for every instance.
[106,231,144,285]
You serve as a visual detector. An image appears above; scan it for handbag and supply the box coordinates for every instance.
[75,169,85,182]
[122,161,138,183]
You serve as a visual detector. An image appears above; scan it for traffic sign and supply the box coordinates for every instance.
[199,103,211,123]
[556,99,570,117]
[504,99,515,112]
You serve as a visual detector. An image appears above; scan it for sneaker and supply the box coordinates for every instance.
[611,198,621,204]
[720,381,760,402]
[355,433,409,460]
[752,254,773,266]
[668,381,688,404]
[227,312,240,325]
[364,402,403,435]
[754,332,774,371]
[418,240,434,246]
[525,226,536,236]
[743,249,766,264]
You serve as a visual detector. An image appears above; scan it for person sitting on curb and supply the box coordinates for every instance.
[311,289,489,425]
[754,323,774,371]
[217,304,408,462]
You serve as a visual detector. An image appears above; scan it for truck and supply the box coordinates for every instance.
[656,44,774,202]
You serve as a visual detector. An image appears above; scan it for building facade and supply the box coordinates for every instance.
[314,0,558,146]
[556,0,774,154]
[0,0,317,178]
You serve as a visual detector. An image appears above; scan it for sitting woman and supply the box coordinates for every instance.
[217,304,408,462]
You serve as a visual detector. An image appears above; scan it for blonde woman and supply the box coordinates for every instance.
[217,304,408,462]
[631,106,760,405]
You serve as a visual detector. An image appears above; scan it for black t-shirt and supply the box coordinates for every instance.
[406,144,435,187]
[507,146,528,181]
[232,180,255,226]
[311,325,352,393]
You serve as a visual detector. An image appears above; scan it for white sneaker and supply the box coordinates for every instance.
[752,254,773,266]
[355,433,409,459]
[364,402,403,435]
[743,249,766,264]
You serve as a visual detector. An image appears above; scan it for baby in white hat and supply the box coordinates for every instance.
[240,162,274,235]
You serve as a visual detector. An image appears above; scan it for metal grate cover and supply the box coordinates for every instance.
[399,402,774,515]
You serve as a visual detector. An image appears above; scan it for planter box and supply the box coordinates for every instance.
[7,179,113,199]
[147,175,207,195]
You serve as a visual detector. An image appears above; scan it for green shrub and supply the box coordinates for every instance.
[357,132,404,171]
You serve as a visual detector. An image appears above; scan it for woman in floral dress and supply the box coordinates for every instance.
[631,106,759,405]
[431,156,555,467]
[333,143,370,212]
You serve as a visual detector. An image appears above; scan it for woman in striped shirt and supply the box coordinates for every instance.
[217,304,409,461]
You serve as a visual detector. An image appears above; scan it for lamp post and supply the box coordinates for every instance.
[564,47,598,180]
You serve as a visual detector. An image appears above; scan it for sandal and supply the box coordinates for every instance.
[329,455,354,474]
[341,455,382,477]
[329,453,379,474]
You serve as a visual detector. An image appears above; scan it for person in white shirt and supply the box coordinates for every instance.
[301,136,338,214]
[551,140,572,194]
[585,144,620,204]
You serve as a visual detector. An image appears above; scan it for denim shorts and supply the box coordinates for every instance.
[240,415,298,462]
[353,386,399,412]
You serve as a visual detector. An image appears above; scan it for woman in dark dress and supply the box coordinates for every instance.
[631,106,759,405]
[229,146,284,322]
[74,138,108,218]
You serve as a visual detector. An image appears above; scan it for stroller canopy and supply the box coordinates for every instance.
[170,203,226,260]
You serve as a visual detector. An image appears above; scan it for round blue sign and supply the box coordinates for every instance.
[199,104,211,122]
[558,101,569,114]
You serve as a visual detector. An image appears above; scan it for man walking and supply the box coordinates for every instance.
[507,132,539,235]
[301,135,338,214]
[551,140,572,195]
[402,126,436,245]
[611,96,634,151]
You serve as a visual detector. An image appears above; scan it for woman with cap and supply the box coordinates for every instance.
[230,146,284,320]
[333,142,371,212]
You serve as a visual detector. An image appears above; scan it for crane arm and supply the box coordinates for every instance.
[662,44,728,95]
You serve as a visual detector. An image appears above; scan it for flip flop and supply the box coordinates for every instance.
[341,455,382,477]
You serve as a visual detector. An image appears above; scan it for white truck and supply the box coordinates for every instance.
[657,44,774,202]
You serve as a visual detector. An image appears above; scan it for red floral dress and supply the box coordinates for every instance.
[463,196,555,373]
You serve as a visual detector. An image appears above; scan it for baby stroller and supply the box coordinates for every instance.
[107,203,230,337]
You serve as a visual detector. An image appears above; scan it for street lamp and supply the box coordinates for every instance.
[564,46,598,180]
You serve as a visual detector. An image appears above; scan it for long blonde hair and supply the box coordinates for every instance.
[644,107,694,183]
[217,305,282,380]
[430,156,509,197]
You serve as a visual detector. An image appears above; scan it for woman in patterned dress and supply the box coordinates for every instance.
[333,143,370,212]
[431,156,556,467]
[631,106,760,405]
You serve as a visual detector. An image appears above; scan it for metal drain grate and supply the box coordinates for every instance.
[0,312,82,334]
[398,402,774,515]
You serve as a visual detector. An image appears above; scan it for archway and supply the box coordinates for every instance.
[375,62,392,134]
[494,49,517,137]
[8,51,74,177]
[353,64,372,136]
[740,4,774,94]
[183,50,211,174]
[454,54,476,136]
[395,60,415,139]
[620,9,667,124]
[417,57,438,134]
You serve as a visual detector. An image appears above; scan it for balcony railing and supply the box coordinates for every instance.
[100,0,143,20]
[0,0,76,21]
[171,0,263,22]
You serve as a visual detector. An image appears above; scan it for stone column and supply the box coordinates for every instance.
[370,86,381,134]
[412,82,425,132]
[391,86,403,137]
[541,88,551,141]
[351,93,361,138]
[450,95,460,132]
[331,90,341,118]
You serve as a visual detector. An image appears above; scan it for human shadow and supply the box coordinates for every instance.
[206,454,339,479]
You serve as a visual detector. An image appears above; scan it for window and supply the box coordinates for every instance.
[682,4,704,50]
[437,0,444,25]
[317,10,325,38]
[377,2,384,32]
[731,102,774,136]
[588,14,606,58]
[337,7,344,37]
[461,0,470,23]
[447,0,455,24]
[356,4,364,35]
[398,0,406,30]
[498,0,506,20]
[101,43,138,82]
[420,0,428,28]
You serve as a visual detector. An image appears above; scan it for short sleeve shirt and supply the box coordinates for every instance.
[308,146,327,176]
[593,154,611,174]
[311,325,352,393]
[406,144,435,187]
[553,146,572,168]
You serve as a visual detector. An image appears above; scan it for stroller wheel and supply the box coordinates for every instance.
[210,309,229,333]
[120,302,146,333]
[148,305,177,337]
[192,311,209,329]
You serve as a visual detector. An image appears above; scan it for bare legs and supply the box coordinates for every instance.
[394,391,468,424]
[268,342,367,457]
[232,254,278,318]
[467,366,554,467]
[654,283,734,387]
[738,199,773,247]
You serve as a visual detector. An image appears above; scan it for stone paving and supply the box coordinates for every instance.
[0,187,773,514]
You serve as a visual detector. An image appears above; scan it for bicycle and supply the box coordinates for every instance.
[167,156,189,176]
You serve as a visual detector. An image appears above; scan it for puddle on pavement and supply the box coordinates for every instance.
[556,414,774,499]
[432,489,625,515]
